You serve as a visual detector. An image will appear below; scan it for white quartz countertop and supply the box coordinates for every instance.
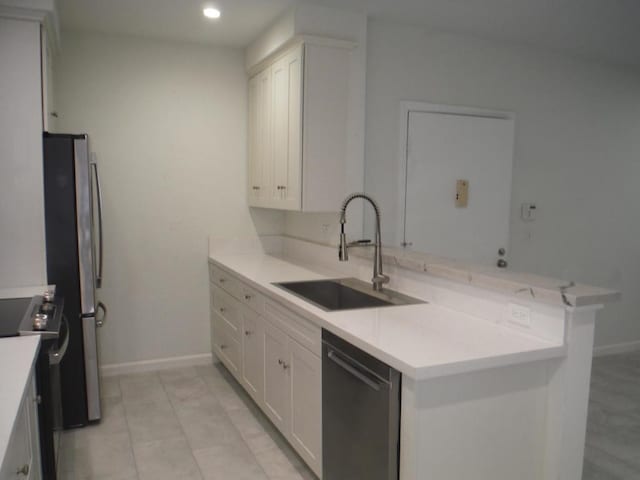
[209,252,566,380]
[0,336,40,468]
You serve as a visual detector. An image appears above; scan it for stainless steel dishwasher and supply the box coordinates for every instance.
[322,329,401,480]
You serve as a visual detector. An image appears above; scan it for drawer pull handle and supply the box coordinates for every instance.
[244,330,253,336]
[17,464,29,476]
[244,294,252,300]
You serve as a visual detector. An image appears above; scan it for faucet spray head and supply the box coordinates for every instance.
[338,223,349,261]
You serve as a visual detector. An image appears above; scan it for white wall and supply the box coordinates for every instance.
[363,21,640,349]
[0,18,47,288]
[55,31,284,366]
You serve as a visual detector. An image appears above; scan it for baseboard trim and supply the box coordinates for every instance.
[593,340,640,357]
[100,353,213,377]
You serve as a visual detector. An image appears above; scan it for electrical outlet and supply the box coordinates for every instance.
[508,303,531,328]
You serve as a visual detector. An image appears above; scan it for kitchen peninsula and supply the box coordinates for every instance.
[208,235,618,480]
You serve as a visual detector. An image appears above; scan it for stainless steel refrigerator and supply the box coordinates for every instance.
[43,132,106,427]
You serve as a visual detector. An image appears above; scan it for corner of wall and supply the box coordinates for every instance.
[244,7,296,72]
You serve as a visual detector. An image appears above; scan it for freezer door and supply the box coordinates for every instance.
[82,314,101,421]
[74,136,97,316]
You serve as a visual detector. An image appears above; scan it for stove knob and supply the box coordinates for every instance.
[43,291,54,302]
[33,313,48,330]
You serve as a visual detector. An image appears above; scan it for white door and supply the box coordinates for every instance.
[271,45,303,210]
[241,307,264,406]
[404,109,515,265]
[262,320,290,433]
[288,339,322,477]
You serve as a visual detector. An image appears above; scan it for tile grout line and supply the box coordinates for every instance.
[117,374,142,480]
[158,370,208,480]
[193,364,276,480]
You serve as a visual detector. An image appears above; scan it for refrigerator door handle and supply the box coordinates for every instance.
[96,301,107,327]
[91,161,104,289]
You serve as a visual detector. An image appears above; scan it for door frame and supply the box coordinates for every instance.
[396,101,516,250]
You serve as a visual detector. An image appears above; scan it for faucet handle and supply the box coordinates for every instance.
[372,274,390,291]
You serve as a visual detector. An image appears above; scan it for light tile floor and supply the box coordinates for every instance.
[583,351,640,479]
[58,363,317,480]
[59,351,640,480]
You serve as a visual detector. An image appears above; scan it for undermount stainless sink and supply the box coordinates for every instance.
[273,277,425,312]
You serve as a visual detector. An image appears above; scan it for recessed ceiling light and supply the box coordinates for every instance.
[203,7,221,19]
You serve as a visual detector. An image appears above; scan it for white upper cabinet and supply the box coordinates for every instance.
[270,45,302,209]
[248,68,272,205]
[248,38,353,212]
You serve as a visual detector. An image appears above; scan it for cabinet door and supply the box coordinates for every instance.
[248,68,272,207]
[271,45,303,210]
[0,373,40,480]
[241,307,264,406]
[288,339,322,477]
[262,320,290,433]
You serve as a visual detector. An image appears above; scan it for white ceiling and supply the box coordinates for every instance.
[58,0,640,67]
[57,0,295,47]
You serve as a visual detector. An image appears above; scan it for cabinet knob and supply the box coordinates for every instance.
[282,362,290,370]
[220,344,227,350]
[244,294,252,300]
[219,307,226,313]
[219,278,226,283]
[16,464,29,476]
[244,330,252,336]
[278,358,283,365]
[252,186,260,190]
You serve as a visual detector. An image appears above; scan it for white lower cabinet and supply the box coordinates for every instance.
[1,372,41,480]
[211,311,241,379]
[289,338,322,475]
[263,320,291,434]
[209,266,322,478]
[241,306,264,406]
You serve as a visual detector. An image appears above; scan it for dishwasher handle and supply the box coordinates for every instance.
[327,349,389,391]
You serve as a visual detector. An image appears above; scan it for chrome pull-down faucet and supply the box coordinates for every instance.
[339,193,390,291]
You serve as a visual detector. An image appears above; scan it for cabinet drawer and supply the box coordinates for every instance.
[211,311,241,378]
[264,299,321,356]
[239,283,264,313]
[209,264,243,300]
[211,285,241,339]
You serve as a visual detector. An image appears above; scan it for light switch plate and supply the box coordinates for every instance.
[521,203,537,221]
[508,303,531,328]
[455,179,469,207]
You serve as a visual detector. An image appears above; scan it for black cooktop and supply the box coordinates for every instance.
[0,297,32,338]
